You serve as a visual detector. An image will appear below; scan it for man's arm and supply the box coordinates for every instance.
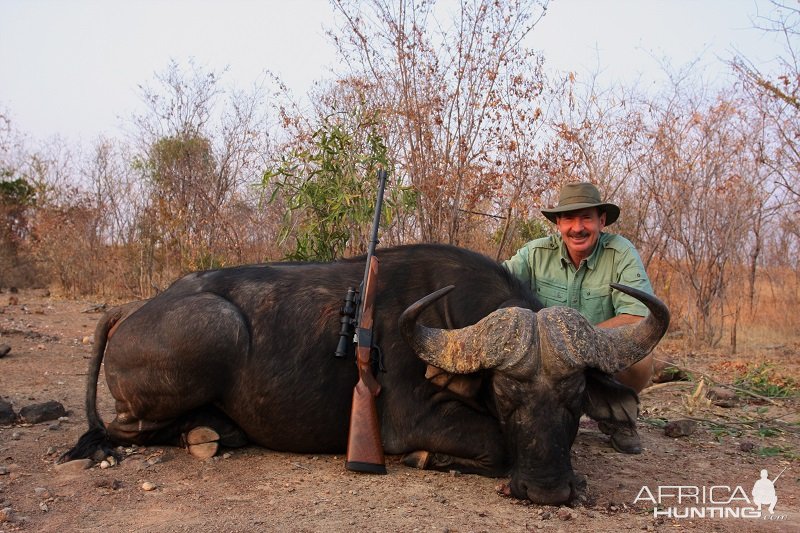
[607,235,653,318]
[597,312,653,392]
[596,313,643,329]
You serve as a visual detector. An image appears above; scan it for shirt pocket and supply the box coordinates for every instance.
[582,284,614,325]
[535,279,568,307]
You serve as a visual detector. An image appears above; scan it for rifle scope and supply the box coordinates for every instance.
[334,287,358,358]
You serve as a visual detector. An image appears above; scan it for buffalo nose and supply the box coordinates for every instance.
[511,477,573,505]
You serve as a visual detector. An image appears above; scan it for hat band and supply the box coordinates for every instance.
[560,195,601,206]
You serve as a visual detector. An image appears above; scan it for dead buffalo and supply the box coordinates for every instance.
[61,243,668,504]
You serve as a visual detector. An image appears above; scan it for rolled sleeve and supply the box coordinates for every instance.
[611,246,653,318]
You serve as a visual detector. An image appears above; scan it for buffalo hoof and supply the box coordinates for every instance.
[184,426,219,459]
[400,450,431,469]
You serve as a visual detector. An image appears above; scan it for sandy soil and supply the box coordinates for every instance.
[0,289,798,532]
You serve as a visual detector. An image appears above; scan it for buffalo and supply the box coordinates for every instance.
[61,244,668,504]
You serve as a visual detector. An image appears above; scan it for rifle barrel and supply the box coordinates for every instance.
[367,169,387,257]
[359,168,387,313]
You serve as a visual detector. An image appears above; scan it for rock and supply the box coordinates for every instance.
[94,479,122,490]
[134,459,151,471]
[557,507,574,520]
[54,459,93,473]
[0,400,16,424]
[0,506,14,522]
[99,455,117,469]
[651,361,688,383]
[18,400,67,424]
[707,387,737,407]
[739,441,755,453]
[664,419,697,438]
[0,344,11,358]
[141,481,157,491]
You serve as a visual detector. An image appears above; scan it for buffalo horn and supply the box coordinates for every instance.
[537,283,670,374]
[399,285,536,373]
[592,283,670,372]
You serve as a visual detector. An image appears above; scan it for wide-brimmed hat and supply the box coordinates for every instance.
[540,182,620,225]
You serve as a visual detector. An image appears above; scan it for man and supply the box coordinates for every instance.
[503,182,654,454]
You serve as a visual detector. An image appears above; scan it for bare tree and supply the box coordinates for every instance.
[329,0,550,244]
[0,115,39,287]
[732,0,799,199]
[129,60,273,288]
[732,0,800,302]
[636,78,772,345]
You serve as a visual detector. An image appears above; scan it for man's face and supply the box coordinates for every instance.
[555,207,606,264]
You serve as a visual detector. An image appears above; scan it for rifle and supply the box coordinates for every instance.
[338,168,388,474]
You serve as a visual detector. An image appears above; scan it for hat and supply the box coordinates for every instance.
[540,182,620,225]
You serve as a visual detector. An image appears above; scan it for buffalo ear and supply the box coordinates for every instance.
[425,365,482,399]
[581,369,638,425]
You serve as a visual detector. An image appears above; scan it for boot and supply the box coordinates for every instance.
[598,420,642,454]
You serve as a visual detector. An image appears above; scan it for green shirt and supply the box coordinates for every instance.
[503,233,653,325]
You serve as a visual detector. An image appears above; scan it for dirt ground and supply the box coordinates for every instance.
[0,289,798,532]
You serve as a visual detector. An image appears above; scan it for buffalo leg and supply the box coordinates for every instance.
[106,405,248,451]
[401,449,507,477]
[183,405,248,448]
[101,292,251,455]
[385,393,508,477]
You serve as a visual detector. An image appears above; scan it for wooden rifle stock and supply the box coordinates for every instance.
[345,255,386,473]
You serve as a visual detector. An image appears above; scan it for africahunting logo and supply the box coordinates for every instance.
[634,468,789,520]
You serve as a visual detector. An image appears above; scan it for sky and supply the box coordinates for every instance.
[0,0,789,144]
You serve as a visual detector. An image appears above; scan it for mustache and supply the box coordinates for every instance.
[567,231,591,239]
